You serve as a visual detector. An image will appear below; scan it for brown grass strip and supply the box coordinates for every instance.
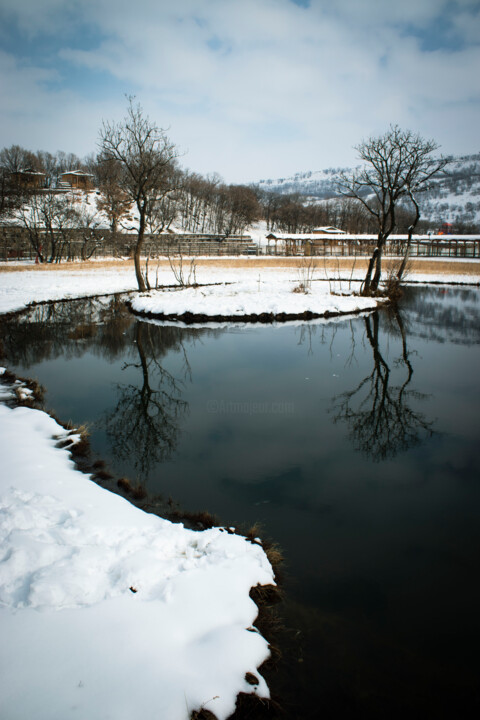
[1,256,479,276]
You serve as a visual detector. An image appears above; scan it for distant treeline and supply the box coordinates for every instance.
[1,144,478,254]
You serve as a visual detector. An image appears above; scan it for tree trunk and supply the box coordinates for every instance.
[371,243,383,292]
[396,237,411,282]
[134,207,147,292]
[397,195,419,282]
[362,248,378,295]
[364,231,387,294]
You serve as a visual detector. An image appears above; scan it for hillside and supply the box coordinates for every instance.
[255,153,480,228]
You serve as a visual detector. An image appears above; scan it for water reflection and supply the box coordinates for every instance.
[1,296,135,365]
[0,292,456,475]
[401,284,480,345]
[331,307,434,461]
[0,297,218,481]
[102,322,191,480]
[1,287,480,718]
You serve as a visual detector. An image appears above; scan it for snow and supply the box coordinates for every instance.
[1,258,479,718]
[0,268,137,314]
[130,278,381,318]
[0,260,479,317]
[0,377,274,720]
[255,153,480,225]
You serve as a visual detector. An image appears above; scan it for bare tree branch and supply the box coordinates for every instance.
[98,98,179,291]
[337,125,448,295]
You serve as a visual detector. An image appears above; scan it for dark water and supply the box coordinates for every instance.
[2,286,480,718]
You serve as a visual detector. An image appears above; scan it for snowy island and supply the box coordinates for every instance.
[1,257,479,719]
[129,278,381,323]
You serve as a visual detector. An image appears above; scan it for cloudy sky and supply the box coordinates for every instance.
[0,0,479,183]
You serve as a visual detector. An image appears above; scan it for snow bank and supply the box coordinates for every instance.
[0,384,274,720]
[0,269,138,315]
[130,278,380,319]
[0,261,478,317]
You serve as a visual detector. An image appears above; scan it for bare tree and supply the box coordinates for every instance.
[74,203,105,260]
[98,98,179,291]
[19,191,79,263]
[95,157,131,236]
[0,145,40,174]
[337,125,448,295]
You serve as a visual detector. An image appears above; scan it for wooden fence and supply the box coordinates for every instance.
[0,228,257,262]
[2,226,480,262]
[266,234,480,259]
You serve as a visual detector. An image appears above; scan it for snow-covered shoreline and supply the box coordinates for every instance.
[1,262,479,718]
[0,372,275,720]
[1,260,478,317]
[129,279,382,321]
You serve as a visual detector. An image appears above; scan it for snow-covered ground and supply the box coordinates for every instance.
[0,267,137,314]
[1,259,478,317]
[0,373,274,720]
[1,259,479,718]
[254,153,480,226]
[130,277,381,319]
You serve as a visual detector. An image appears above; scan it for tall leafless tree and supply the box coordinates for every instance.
[19,191,80,263]
[337,125,448,295]
[0,146,40,227]
[95,157,131,236]
[98,98,179,291]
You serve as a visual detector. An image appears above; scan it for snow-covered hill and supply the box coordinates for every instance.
[255,153,480,226]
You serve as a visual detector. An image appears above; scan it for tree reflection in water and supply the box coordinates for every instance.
[0,297,215,485]
[103,321,191,482]
[331,306,434,461]
[0,295,133,366]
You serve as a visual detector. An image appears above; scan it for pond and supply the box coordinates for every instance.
[2,285,480,718]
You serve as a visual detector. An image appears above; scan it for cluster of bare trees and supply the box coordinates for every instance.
[174,173,260,235]
[0,100,261,284]
[258,191,423,236]
[2,104,448,295]
[17,192,103,263]
[0,143,102,262]
[257,191,376,234]
[337,125,448,294]
[0,144,92,188]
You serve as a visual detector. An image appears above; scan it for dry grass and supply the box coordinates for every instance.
[116,477,147,500]
[168,508,220,530]
[2,255,479,277]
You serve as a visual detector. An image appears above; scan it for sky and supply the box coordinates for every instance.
[0,0,479,183]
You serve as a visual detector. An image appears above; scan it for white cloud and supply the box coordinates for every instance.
[0,51,59,112]
[0,50,125,156]
[0,0,479,181]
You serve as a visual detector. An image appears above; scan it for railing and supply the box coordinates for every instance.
[1,228,480,262]
[0,229,257,262]
[266,235,480,259]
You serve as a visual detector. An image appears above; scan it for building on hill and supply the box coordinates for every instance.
[59,170,94,191]
[312,226,346,234]
[9,169,46,189]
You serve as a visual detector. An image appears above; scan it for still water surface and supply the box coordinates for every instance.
[2,286,480,718]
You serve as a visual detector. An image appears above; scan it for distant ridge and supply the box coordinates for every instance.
[254,153,480,226]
